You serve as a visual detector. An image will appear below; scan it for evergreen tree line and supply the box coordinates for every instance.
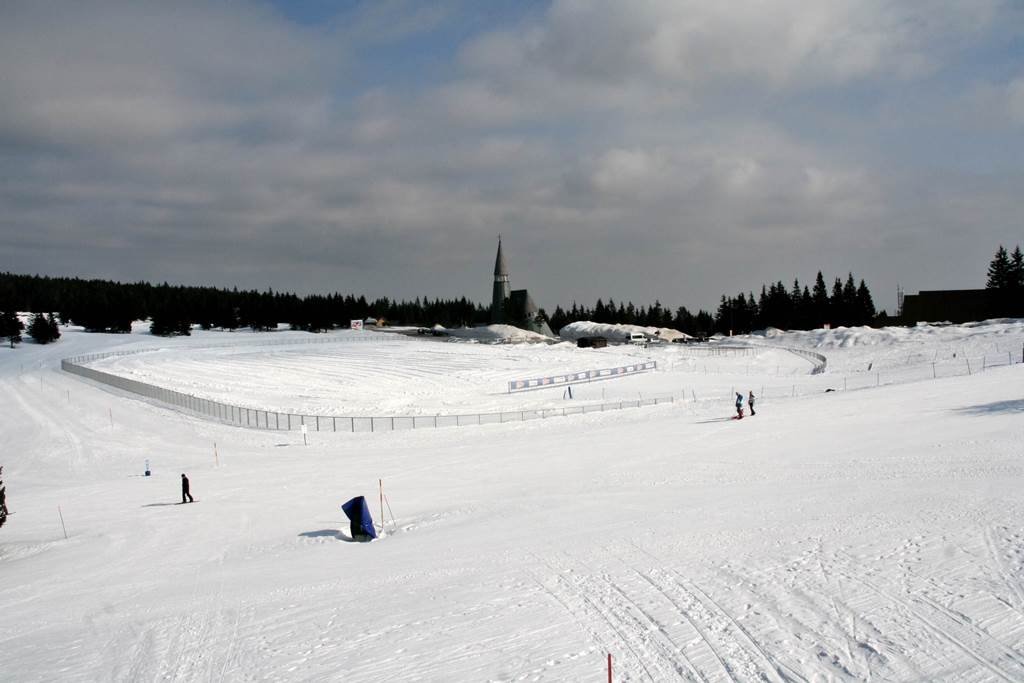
[1,269,882,340]
[985,245,1024,317]
[547,300,716,338]
[547,271,876,336]
[714,272,877,335]
[0,272,489,338]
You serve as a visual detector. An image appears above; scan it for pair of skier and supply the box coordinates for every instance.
[734,391,756,419]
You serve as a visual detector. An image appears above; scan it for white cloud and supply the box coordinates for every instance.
[0,0,1019,311]
[461,0,999,101]
[0,2,329,148]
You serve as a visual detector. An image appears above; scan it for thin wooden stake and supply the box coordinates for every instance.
[379,479,384,534]
[214,442,219,467]
[57,505,68,540]
[384,493,397,530]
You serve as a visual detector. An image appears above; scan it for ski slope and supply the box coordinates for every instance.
[2,321,1024,681]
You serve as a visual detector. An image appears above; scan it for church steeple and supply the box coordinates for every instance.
[493,235,509,277]
[491,237,511,323]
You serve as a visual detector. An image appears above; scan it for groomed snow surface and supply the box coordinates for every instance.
[3,321,1024,681]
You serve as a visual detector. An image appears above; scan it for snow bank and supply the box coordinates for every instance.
[558,321,690,343]
[751,319,1024,350]
[442,324,553,343]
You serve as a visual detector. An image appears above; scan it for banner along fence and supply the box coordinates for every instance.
[680,349,1022,403]
[507,360,657,393]
[61,352,673,433]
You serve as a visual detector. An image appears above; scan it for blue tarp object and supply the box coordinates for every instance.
[341,496,377,540]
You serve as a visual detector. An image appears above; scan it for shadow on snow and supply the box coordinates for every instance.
[298,528,359,543]
[954,399,1024,416]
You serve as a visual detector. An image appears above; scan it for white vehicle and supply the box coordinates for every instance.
[627,332,647,346]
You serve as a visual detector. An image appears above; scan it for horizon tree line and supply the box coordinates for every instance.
[1,268,879,342]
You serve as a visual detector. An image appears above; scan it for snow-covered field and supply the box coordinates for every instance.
[3,321,1024,681]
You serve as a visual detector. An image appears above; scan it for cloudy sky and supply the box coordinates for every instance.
[1,1,1022,313]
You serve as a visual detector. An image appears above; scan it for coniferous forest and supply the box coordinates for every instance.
[0,269,883,339]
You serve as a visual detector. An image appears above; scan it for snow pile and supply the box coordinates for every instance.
[442,324,553,343]
[559,320,689,343]
[752,319,1024,350]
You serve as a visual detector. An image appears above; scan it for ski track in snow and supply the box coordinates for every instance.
[3,320,1024,681]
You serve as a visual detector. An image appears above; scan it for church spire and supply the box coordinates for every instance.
[491,236,511,323]
[493,236,509,277]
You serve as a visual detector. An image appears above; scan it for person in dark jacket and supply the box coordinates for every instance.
[748,390,756,416]
[181,473,194,503]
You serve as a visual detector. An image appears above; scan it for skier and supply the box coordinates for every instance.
[748,390,756,416]
[181,473,194,503]
[734,392,744,419]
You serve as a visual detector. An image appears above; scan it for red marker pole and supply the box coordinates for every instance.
[607,653,612,683]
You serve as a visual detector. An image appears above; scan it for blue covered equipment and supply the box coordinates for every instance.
[341,496,377,541]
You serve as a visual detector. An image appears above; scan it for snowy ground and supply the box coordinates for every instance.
[2,321,1024,681]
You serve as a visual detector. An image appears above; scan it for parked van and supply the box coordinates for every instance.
[627,332,647,347]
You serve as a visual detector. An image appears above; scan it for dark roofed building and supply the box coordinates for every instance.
[900,289,993,324]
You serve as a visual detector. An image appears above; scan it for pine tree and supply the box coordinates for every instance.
[830,277,845,326]
[0,466,7,529]
[548,305,567,333]
[842,274,858,326]
[856,280,876,324]
[28,313,55,343]
[46,313,61,342]
[1010,246,1023,291]
[987,245,1011,290]
[987,245,1021,317]
[0,310,23,347]
[812,272,829,328]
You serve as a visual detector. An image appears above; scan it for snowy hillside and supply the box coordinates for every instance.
[2,320,1024,681]
[747,320,1024,376]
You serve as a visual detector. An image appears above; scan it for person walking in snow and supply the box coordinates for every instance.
[735,392,744,419]
[748,390,756,416]
[181,473,194,504]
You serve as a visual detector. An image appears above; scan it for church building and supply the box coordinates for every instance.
[490,238,553,337]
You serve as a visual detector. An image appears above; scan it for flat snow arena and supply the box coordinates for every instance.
[3,321,1024,681]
